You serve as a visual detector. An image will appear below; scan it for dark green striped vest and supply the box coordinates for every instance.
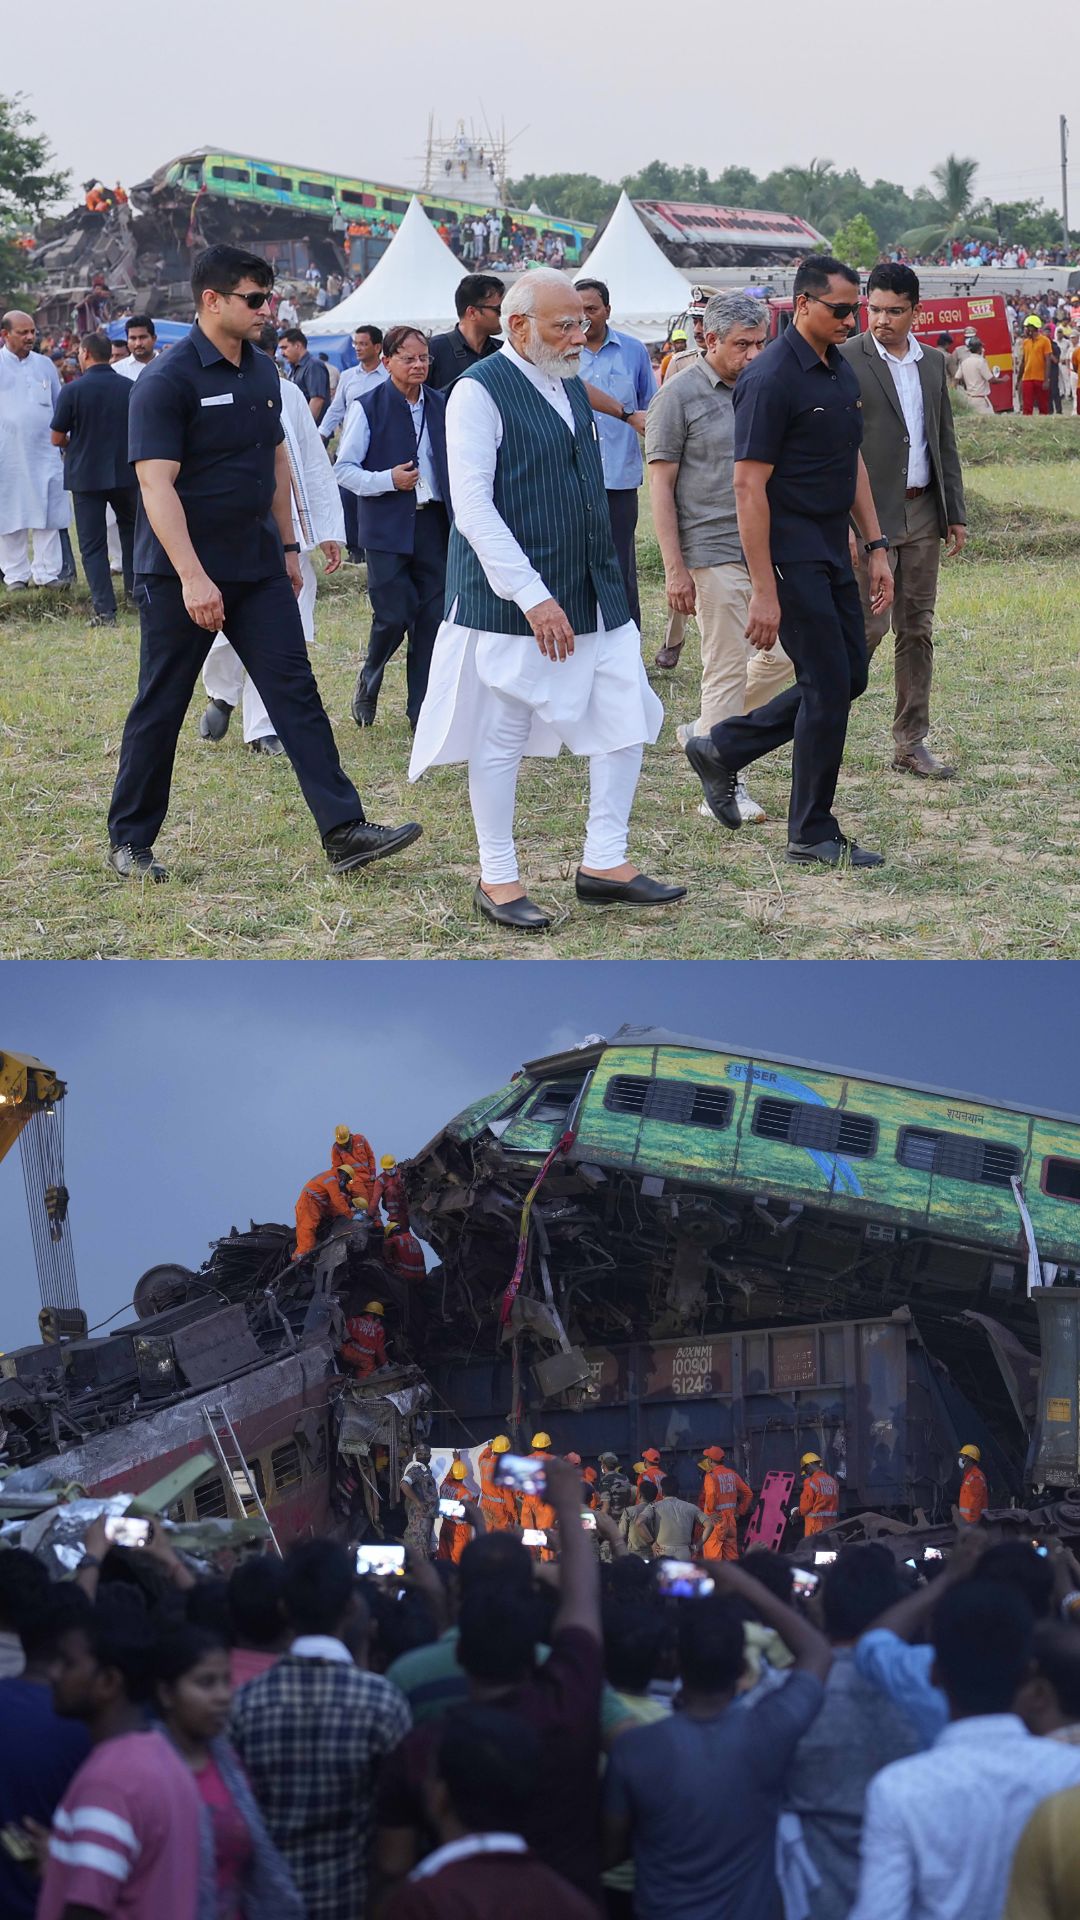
[444,351,631,636]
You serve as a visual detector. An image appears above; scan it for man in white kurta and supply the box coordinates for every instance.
[409,271,683,931]
[0,311,71,587]
[199,328,345,754]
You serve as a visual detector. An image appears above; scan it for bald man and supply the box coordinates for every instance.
[0,310,71,588]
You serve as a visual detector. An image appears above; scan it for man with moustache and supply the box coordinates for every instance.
[409,269,679,931]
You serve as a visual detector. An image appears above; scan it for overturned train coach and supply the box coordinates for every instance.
[406,1026,1080,1522]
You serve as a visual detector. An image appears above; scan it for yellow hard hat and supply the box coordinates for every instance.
[364,1300,385,1317]
[800,1452,822,1469]
[671,328,688,342]
[491,1435,511,1453]
[959,1443,982,1462]
[380,1154,397,1169]
[385,1219,398,1232]
[335,1125,352,1144]
[1024,315,1043,328]
[450,1461,467,1481]
[531,1431,552,1451]
[633,1462,646,1476]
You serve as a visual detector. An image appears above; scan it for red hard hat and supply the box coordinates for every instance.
[642,1448,661,1463]
[703,1446,726,1463]
[565,1452,582,1466]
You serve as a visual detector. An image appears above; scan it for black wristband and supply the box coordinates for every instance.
[283,542,301,554]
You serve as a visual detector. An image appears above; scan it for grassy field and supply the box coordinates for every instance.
[1,413,1078,960]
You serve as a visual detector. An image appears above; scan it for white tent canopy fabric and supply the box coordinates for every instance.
[307,197,466,336]
[576,191,690,335]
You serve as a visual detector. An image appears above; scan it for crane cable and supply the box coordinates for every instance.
[19,1103,78,1314]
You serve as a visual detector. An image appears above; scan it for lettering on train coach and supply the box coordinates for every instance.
[643,1340,733,1399]
[946,1108,985,1126]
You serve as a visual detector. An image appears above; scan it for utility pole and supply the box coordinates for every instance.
[1061,116,1070,254]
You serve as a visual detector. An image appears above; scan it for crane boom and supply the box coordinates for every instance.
[0,1051,81,1331]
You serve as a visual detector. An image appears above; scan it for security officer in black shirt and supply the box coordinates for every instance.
[50,330,137,624]
[426,273,504,391]
[106,243,421,882]
[684,255,894,867]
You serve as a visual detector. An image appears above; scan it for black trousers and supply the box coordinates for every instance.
[108,571,364,849]
[361,505,449,725]
[709,559,868,846]
[606,487,640,627]
[72,486,137,614]
[339,484,363,558]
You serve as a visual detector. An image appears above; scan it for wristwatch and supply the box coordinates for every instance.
[620,405,635,423]
[283,541,301,554]
[864,536,890,554]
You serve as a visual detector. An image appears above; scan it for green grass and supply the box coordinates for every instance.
[2,414,1078,959]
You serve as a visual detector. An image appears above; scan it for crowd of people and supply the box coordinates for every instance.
[0,234,1071,907]
[2,1443,1080,1920]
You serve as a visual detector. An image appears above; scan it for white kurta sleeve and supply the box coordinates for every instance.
[289,391,346,544]
[335,403,395,497]
[446,379,549,614]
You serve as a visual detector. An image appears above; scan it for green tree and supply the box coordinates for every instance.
[506,172,616,225]
[831,212,880,268]
[0,93,68,302]
[897,153,995,252]
[763,158,841,231]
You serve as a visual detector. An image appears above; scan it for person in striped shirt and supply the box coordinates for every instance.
[35,1596,201,1920]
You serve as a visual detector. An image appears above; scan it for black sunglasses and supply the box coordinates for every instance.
[808,296,859,320]
[214,288,273,310]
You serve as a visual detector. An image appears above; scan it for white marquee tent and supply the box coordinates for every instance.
[306,196,466,336]
[576,191,691,338]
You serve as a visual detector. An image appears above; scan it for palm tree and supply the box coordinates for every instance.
[898,153,995,253]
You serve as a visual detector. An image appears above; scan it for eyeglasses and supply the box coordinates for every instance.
[868,303,913,320]
[807,296,858,319]
[474,304,502,318]
[214,288,273,310]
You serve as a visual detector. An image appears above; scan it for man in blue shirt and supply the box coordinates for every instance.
[318,324,388,564]
[684,256,894,867]
[106,242,421,882]
[576,278,656,626]
[279,328,332,424]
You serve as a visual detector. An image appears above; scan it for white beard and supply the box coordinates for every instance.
[523,321,583,381]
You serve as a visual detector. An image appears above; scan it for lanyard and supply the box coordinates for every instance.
[409,393,427,459]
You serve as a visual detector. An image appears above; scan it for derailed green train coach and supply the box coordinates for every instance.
[406,1026,1080,1520]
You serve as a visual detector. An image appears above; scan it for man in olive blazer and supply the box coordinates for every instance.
[839,263,966,778]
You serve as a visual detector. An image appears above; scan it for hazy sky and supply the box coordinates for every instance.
[2,961,1077,1352]
[7,2,1077,215]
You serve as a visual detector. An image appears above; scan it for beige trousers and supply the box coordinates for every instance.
[687,563,753,733]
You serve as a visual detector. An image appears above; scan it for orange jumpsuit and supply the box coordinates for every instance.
[800,1469,840,1536]
[341,1312,387,1377]
[375,1165,410,1227]
[478,1447,518,1531]
[435,1475,471,1563]
[383,1226,426,1284]
[331,1133,377,1213]
[702,1465,754,1561]
[636,1464,665,1495]
[959,1465,989,1526]
[520,1454,556,1561]
[294,1167,354,1259]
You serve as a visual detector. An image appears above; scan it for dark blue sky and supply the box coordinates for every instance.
[2,962,1076,1351]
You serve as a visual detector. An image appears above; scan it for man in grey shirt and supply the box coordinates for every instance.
[637,1475,722,1559]
[646,292,769,825]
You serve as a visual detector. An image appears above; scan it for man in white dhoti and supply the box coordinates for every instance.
[199,322,345,755]
[0,312,71,589]
[408,270,685,931]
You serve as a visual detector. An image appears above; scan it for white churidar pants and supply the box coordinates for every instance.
[107,505,123,571]
[0,528,62,586]
[201,552,317,742]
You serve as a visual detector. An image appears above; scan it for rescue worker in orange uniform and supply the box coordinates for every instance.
[436,1459,472,1564]
[636,1448,666,1494]
[519,1432,557,1561]
[478,1435,518,1531]
[293,1164,365,1260]
[331,1125,378,1212]
[374,1153,410,1226]
[699,1445,753,1561]
[382,1220,426,1284]
[582,1465,600,1511]
[341,1300,388,1378]
[958,1443,989,1526]
[797,1452,841,1536]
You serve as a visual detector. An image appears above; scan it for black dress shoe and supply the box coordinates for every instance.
[88,612,117,628]
[322,818,422,873]
[575,869,688,905]
[351,674,377,727]
[786,837,885,869]
[198,698,233,742]
[108,843,169,883]
[473,883,552,931]
[684,735,742,829]
[250,734,286,756]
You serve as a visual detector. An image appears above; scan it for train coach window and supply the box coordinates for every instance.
[299,181,334,199]
[604,1075,733,1131]
[340,190,375,208]
[193,1473,228,1519]
[752,1098,878,1158]
[1044,1157,1080,1203]
[210,166,250,184]
[527,1077,587,1124]
[896,1127,1020,1187]
[256,171,293,192]
[271,1440,303,1489]
[381,197,409,214]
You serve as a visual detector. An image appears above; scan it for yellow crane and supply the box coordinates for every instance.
[0,1051,82,1340]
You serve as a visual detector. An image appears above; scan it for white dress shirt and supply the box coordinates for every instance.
[849,1714,1080,1920]
[335,384,441,501]
[872,331,930,488]
[446,338,576,615]
[113,352,158,382]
